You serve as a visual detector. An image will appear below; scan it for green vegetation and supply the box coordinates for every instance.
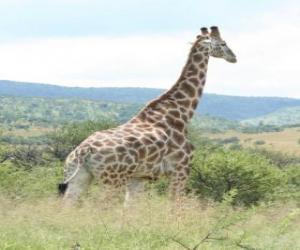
[48,120,117,160]
[0,96,140,130]
[0,160,61,200]
[217,136,240,144]
[243,106,300,126]
[240,123,283,133]
[191,116,240,133]
[0,95,273,142]
[0,92,300,249]
[0,195,299,250]
[247,147,300,168]
[2,80,300,121]
[254,140,266,145]
[190,146,282,205]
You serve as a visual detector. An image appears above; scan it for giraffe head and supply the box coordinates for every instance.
[197,26,237,63]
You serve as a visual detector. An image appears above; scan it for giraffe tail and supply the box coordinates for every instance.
[58,182,68,195]
[58,163,82,196]
[58,150,85,196]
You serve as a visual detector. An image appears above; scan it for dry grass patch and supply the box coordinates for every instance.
[206,127,300,155]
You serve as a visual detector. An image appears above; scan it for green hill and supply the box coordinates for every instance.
[191,115,240,133]
[242,106,300,126]
[1,80,300,121]
[0,96,240,135]
[0,96,141,129]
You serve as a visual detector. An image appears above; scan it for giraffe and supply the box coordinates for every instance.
[58,26,237,205]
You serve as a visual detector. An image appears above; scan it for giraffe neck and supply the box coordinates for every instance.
[134,41,210,128]
[165,43,209,119]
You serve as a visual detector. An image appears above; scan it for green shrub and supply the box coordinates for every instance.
[189,146,282,205]
[284,165,300,188]
[0,134,50,145]
[0,145,50,169]
[241,124,283,134]
[272,165,300,201]
[0,161,62,200]
[228,143,242,150]
[219,137,240,144]
[254,140,266,145]
[48,119,117,160]
[247,148,300,168]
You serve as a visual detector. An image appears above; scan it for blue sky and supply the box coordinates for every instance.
[0,0,299,98]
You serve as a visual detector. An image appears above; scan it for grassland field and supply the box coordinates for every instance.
[205,127,300,156]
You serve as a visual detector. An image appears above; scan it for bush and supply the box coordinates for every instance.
[189,146,282,205]
[254,140,266,145]
[48,119,117,160]
[247,148,300,168]
[219,137,240,144]
[272,165,300,201]
[0,135,50,145]
[0,161,62,200]
[284,165,300,188]
[241,125,283,134]
[0,145,50,169]
[228,143,242,150]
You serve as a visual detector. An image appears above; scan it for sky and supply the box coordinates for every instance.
[0,0,299,98]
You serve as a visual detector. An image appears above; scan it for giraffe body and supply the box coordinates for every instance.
[59,26,237,204]
[62,117,192,202]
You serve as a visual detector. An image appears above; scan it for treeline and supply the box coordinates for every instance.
[2,80,300,121]
[0,96,140,129]
[1,95,296,143]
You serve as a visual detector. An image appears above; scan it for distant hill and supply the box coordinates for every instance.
[191,115,240,133]
[242,106,300,126]
[1,80,300,121]
[0,80,162,103]
[0,96,141,128]
[0,96,238,133]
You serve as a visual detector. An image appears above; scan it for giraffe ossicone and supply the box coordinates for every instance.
[58,26,237,205]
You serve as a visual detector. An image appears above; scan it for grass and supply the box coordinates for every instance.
[206,127,300,156]
[0,194,299,250]
[1,123,300,249]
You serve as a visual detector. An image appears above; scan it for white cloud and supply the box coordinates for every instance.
[0,34,191,88]
[0,2,299,98]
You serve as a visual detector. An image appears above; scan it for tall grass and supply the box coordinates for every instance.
[0,194,299,250]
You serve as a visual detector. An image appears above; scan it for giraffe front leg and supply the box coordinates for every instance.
[165,146,192,201]
[168,165,189,200]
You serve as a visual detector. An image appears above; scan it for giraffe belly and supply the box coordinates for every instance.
[87,150,167,185]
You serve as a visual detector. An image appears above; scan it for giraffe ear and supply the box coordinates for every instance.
[210,26,221,39]
[200,27,209,36]
[197,27,209,40]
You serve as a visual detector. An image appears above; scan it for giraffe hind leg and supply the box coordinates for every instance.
[62,167,93,206]
[124,178,146,207]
